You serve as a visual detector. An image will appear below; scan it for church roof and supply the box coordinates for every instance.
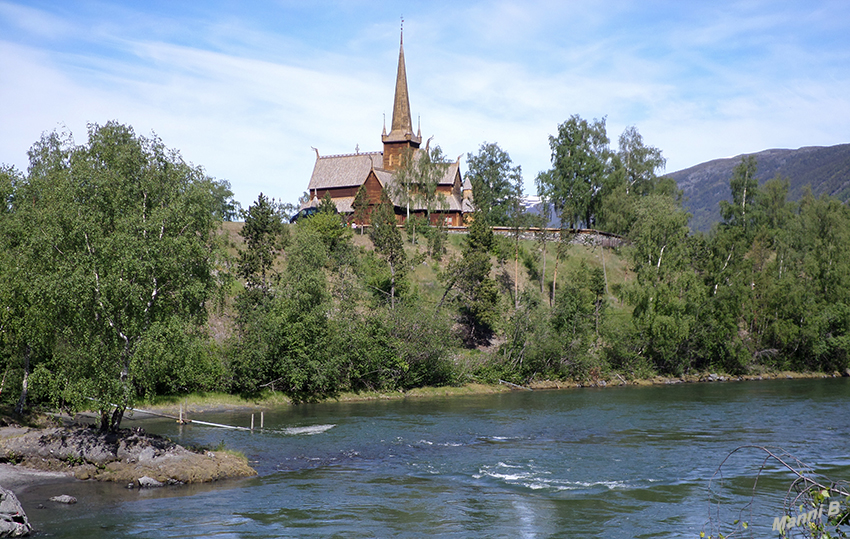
[307,152,383,190]
[441,161,461,187]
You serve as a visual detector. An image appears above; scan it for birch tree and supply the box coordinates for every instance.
[536,115,610,229]
[18,122,225,430]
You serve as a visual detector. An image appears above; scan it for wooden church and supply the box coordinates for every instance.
[302,32,473,226]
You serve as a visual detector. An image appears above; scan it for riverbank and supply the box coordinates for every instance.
[137,369,849,416]
[527,368,849,389]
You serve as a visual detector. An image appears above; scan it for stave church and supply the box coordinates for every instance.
[301,31,474,226]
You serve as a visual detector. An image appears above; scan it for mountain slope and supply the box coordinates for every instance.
[667,144,850,231]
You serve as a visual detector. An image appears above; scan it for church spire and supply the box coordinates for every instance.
[387,30,417,142]
[382,24,421,170]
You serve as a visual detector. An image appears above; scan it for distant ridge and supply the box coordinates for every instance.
[667,144,850,231]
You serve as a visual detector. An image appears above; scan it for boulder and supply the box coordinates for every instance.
[0,486,31,537]
[137,476,163,488]
[49,495,77,505]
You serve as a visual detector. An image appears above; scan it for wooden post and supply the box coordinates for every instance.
[260,412,264,429]
[179,404,183,424]
[251,414,254,430]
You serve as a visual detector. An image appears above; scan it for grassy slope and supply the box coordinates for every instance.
[222,222,634,315]
[213,222,637,376]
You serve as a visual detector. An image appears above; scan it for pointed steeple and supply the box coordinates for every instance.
[382,26,421,171]
[383,30,420,145]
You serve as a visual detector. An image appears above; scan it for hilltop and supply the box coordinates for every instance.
[668,144,850,231]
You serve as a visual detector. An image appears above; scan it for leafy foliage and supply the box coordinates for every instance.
[238,192,287,294]
[370,190,406,308]
[466,142,523,226]
[439,212,501,346]
[5,122,225,429]
[536,115,610,229]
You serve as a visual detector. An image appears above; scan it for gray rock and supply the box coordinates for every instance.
[49,495,77,505]
[0,486,31,537]
[138,476,163,488]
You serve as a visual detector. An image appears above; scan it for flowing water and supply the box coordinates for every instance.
[16,378,850,538]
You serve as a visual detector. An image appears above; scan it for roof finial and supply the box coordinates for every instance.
[401,16,404,45]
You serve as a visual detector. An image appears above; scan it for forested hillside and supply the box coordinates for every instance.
[669,144,850,231]
[2,121,850,432]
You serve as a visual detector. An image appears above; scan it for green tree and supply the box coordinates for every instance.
[615,126,666,196]
[302,193,352,260]
[0,164,55,414]
[351,184,369,234]
[317,191,337,215]
[439,211,501,346]
[390,148,417,223]
[18,122,224,430]
[622,195,702,374]
[693,157,767,372]
[784,191,850,370]
[505,163,528,308]
[209,179,241,221]
[370,190,405,309]
[597,126,670,235]
[390,144,450,243]
[238,193,286,295]
[466,142,522,226]
[537,115,610,229]
[415,144,451,223]
[720,156,761,235]
[759,176,794,247]
[231,227,338,398]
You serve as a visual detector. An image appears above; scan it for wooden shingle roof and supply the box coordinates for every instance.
[307,152,383,190]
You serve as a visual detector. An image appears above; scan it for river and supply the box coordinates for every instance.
[16,378,850,538]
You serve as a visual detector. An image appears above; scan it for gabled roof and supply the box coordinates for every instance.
[441,161,460,187]
[307,152,383,190]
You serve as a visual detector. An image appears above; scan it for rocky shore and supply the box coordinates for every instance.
[0,422,257,536]
[0,425,256,486]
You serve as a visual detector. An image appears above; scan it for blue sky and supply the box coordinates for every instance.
[1,1,848,209]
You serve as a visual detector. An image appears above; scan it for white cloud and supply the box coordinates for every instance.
[1,0,848,206]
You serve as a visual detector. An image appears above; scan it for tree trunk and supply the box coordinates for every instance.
[389,261,396,310]
[110,405,125,431]
[595,300,600,338]
[600,243,609,297]
[514,232,519,309]
[14,346,30,416]
[551,257,559,308]
[540,231,547,295]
